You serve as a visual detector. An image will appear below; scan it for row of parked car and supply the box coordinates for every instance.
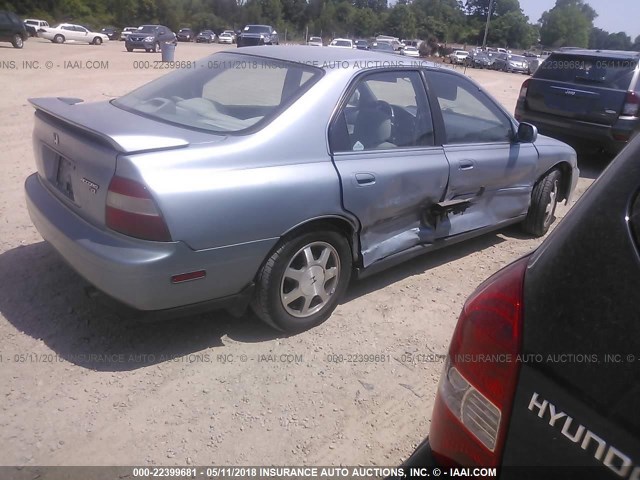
[449,48,544,74]
[306,36,421,57]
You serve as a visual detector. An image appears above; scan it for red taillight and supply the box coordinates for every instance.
[622,91,639,117]
[105,176,172,242]
[518,79,530,102]
[429,256,528,467]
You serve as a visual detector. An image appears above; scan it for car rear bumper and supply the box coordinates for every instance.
[25,173,272,311]
[516,107,637,154]
[125,40,156,49]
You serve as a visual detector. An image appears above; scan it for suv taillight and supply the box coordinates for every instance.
[518,79,530,102]
[428,256,528,467]
[105,176,172,241]
[622,91,639,117]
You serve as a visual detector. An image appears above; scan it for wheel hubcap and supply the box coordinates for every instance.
[280,242,340,318]
[544,180,559,227]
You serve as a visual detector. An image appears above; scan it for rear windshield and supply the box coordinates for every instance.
[245,25,270,33]
[536,54,637,89]
[113,53,322,134]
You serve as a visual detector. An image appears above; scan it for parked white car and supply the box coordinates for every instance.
[218,32,234,44]
[328,38,353,49]
[39,23,109,44]
[449,50,469,64]
[24,19,49,37]
[307,36,323,47]
[119,26,138,41]
[401,46,420,57]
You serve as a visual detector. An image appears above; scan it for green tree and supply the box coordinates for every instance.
[385,4,416,39]
[539,0,595,48]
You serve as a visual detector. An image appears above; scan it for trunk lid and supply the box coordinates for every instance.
[526,53,635,126]
[30,97,220,228]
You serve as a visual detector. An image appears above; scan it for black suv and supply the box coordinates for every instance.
[515,49,640,156]
[236,25,278,47]
[400,136,640,478]
[0,10,27,48]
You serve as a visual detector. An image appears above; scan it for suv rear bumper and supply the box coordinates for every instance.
[516,106,637,154]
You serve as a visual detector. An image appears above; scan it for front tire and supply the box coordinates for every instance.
[251,229,352,332]
[93,37,102,45]
[54,34,64,44]
[126,46,133,52]
[152,42,160,53]
[11,34,23,48]
[522,169,562,237]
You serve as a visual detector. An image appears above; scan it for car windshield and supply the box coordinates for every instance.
[334,40,351,47]
[310,37,321,42]
[536,54,637,89]
[405,47,417,51]
[180,29,191,33]
[245,25,270,34]
[138,25,157,33]
[113,53,322,134]
[372,43,393,51]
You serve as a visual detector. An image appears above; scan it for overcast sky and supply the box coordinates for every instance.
[519,0,640,39]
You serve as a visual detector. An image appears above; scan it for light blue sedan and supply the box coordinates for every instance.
[25,46,578,332]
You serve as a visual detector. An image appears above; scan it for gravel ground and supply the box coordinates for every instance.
[0,39,602,467]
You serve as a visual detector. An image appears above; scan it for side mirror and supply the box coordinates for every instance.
[517,122,538,143]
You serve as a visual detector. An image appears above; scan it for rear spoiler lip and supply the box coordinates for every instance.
[29,97,191,154]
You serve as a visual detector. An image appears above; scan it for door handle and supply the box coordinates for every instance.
[459,160,475,171]
[355,173,376,186]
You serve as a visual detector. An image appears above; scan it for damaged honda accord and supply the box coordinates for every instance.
[25,46,578,332]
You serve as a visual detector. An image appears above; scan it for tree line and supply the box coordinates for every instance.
[3,0,639,51]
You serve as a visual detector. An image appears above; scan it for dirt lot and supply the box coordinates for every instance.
[0,39,600,467]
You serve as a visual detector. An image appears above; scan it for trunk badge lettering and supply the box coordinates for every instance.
[82,178,100,194]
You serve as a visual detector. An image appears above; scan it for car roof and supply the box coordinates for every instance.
[550,48,640,59]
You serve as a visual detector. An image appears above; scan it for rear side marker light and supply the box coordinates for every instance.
[171,270,206,284]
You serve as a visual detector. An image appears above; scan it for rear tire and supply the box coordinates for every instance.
[11,34,23,48]
[251,229,352,333]
[522,169,562,237]
[54,34,64,44]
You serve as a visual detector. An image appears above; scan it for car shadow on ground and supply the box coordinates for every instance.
[0,241,280,372]
[0,234,506,373]
[577,150,613,180]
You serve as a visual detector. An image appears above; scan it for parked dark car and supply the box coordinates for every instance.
[464,51,492,69]
[125,25,175,52]
[176,27,195,42]
[0,10,27,48]
[354,39,369,50]
[516,49,640,156]
[100,26,119,40]
[492,53,528,73]
[369,41,394,53]
[196,30,216,43]
[237,24,278,47]
[400,134,640,479]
